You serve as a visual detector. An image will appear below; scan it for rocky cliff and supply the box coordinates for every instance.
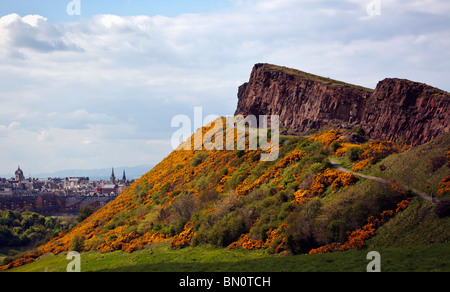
[235,63,450,146]
[361,78,449,146]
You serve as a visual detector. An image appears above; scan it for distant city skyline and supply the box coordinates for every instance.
[1,0,449,174]
[0,164,153,180]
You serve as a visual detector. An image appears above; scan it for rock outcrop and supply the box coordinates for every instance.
[360,78,450,146]
[235,63,450,146]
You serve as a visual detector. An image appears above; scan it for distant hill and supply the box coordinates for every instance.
[32,165,154,180]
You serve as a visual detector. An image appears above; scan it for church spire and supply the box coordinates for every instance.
[110,167,116,184]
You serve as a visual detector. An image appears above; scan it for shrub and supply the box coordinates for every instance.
[135,183,154,200]
[330,141,342,153]
[361,140,399,164]
[347,147,363,162]
[434,199,450,218]
[352,159,370,171]
[354,127,366,137]
[214,192,241,221]
[174,218,188,235]
[299,173,315,190]
[195,175,210,191]
[286,215,320,255]
[285,199,324,254]
[190,152,209,167]
[198,189,219,206]
[160,182,171,194]
[156,207,171,223]
[437,176,450,197]
[310,198,413,255]
[76,206,93,224]
[69,234,85,253]
[429,156,446,172]
[225,163,250,191]
[447,150,450,167]
[160,224,175,237]
[207,213,250,247]
[321,181,407,244]
[170,223,194,248]
[172,193,198,221]
[308,130,341,147]
[0,211,68,250]
[309,162,325,174]
[236,150,246,158]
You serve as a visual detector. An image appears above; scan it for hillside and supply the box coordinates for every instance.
[2,64,449,271]
[2,122,449,271]
[363,132,450,196]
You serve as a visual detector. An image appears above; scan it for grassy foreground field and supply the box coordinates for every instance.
[6,242,450,272]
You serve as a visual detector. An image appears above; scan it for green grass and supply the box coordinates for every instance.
[6,242,450,272]
[365,133,450,196]
[333,132,450,197]
[368,197,450,248]
[265,65,374,92]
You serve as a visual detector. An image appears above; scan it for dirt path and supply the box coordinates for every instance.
[329,159,439,204]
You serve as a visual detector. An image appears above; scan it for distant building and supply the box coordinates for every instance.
[100,184,118,195]
[0,165,122,215]
[110,167,116,184]
[0,187,12,196]
[36,194,62,209]
[0,196,36,211]
[15,166,25,181]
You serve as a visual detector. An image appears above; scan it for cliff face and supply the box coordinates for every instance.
[361,78,450,146]
[235,64,450,146]
[236,64,372,135]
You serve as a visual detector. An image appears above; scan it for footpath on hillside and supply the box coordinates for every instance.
[328,159,438,204]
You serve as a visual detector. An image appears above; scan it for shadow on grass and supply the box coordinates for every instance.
[94,252,367,273]
[95,244,450,273]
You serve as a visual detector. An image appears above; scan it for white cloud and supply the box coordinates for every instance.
[8,121,21,130]
[37,129,51,142]
[0,13,81,56]
[46,109,118,130]
[21,15,48,27]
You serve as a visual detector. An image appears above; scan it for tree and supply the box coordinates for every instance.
[347,147,363,162]
[0,226,13,247]
[172,193,198,221]
[435,199,450,218]
[76,206,93,224]
[430,156,446,172]
[354,127,366,137]
[69,234,85,253]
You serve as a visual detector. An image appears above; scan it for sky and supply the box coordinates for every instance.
[0,0,449,176]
